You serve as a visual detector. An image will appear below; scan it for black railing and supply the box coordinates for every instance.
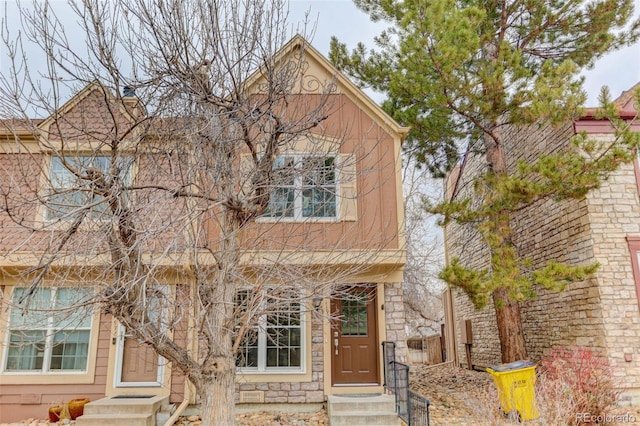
[409,389,431,426]
[382,341,430,426]
[382,341,396,391]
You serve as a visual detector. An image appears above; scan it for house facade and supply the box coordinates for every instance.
[0,37,409,423]
[443,83,640,404]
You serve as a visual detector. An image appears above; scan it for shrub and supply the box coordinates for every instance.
[537,347,622,425]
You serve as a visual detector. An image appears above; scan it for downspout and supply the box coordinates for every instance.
[165,269,198,426]
[442,157,467,368]
[442,223,459,368]
[164,379,192,426]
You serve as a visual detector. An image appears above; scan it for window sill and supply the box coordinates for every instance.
[236,369,311,383]
[0,370,95,385]
[256,217,340,223]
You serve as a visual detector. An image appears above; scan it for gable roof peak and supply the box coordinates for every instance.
[613,81,640,111]
[264,34,409,139]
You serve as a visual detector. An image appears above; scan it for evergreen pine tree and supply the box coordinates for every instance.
[331,0,640,361]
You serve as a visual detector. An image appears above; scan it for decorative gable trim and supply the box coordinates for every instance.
[243,35,410,142]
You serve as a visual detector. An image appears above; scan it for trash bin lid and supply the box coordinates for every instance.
[488,360,534,372]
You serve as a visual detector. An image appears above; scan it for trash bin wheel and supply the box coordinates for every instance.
[508,410,522,423]
[498,406,508,418]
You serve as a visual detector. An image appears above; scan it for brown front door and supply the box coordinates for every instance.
[116,326,162,386]
[331,286,379,385]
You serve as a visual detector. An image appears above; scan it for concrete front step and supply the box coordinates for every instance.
[82,395,167,415]
[156,403,176,426]
[75,413,154,426]
[75,395,167,426]
[328,394,396,412]
[328,394,401,426]
[329,411,402,426]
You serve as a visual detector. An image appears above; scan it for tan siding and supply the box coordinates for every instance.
[235,94,400,253]
[0,315,110,423]
[0,93,401,256]
[169,285,189,404]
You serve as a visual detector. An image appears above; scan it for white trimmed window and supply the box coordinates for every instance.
[263,155,337,219]
[235,290,303,372]
[47,155,133,220]
[3,287,93,372]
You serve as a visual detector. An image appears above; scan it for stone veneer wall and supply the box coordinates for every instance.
[384,282,408,363]
[446,121,609,369]
[583,157,640,401]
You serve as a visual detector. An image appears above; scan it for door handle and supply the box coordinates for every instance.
[333,331,339,355]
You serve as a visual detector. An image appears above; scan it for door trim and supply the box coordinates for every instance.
[114,324,164,388]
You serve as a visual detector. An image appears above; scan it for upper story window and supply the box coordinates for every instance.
[263,155,336,219]
[235,289,303,372]
[47,155,133,220]
[3,287,93,373]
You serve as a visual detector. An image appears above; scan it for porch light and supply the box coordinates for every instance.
[312,297,323,310]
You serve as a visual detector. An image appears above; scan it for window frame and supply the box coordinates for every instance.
[45,154,134,221]
[235,289,306,375]
[260,153,340,222]
[1,286,95,376]
[626,236,640,311]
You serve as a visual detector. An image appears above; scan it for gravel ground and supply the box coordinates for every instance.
[410,363,640,426]
[410,363,496,425]
[174,411,328,425]
[0,410,329,426]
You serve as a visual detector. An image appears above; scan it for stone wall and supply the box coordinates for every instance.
[384,282,408,362]
[583,159,640,401]
[446,121,609,368]
[446,137,502,367]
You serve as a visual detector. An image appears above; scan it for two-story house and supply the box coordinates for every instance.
[0,36,409,423]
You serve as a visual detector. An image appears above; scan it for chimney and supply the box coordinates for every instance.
[122,85,144,118]
[123,86,136,97]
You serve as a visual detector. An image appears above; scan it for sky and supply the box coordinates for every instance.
[1,0,639,107]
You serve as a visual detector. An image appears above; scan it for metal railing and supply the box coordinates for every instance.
[382,341,431,426]
[409,389,431,426]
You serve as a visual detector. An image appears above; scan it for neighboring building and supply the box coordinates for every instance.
[443,83,640,404]
[0,36,409,422]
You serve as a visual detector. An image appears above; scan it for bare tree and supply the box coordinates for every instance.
[0,1,402,425]
[402,161,445,336]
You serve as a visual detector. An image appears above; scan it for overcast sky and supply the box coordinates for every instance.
[1,0,639,107]
[291,0,640,106]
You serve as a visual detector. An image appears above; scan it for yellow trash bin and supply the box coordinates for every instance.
[486,360,539,421]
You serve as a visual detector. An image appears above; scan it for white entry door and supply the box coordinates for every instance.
[114,324,164,387]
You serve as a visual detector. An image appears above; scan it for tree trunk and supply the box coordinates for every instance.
[195,212,242,425]
[485,139,528,363]
[197,359,236,426]
[493,287,527,362]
